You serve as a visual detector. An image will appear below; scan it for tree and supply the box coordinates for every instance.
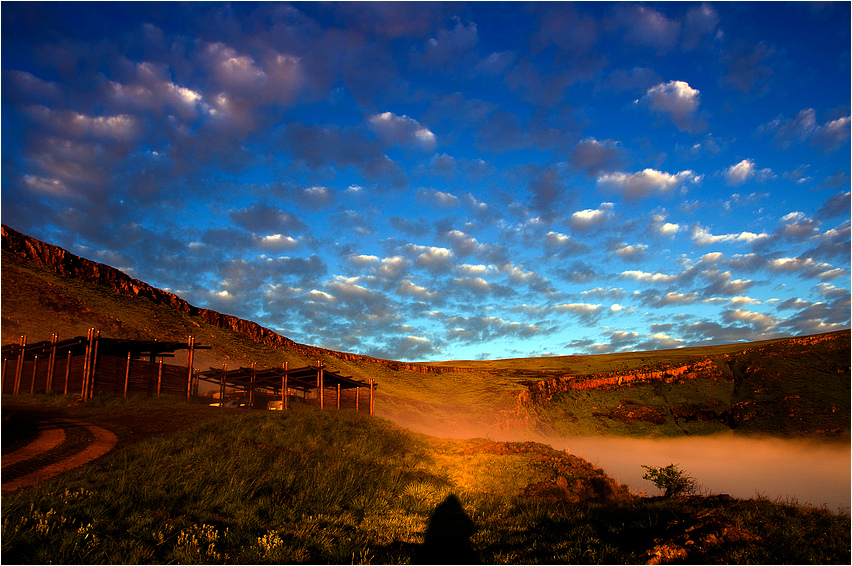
[641,464,696,498]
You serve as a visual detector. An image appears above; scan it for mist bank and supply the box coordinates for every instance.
[550,433,850,513]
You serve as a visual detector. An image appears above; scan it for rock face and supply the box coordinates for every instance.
[0,225,477,373]
[519,357,723,405]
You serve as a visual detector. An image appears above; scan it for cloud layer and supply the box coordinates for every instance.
[2,2,849,360]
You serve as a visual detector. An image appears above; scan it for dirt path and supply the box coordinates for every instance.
[2,417,117,493]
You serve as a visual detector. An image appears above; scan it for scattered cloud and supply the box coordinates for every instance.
[724,159,775,186]
[640,80,701,131]
[597,169,701,199]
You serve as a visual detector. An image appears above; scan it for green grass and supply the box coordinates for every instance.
[2,400,849,564]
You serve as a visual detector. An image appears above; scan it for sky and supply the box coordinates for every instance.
[2,2,850,362]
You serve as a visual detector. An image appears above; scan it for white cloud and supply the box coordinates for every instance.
[432,190,460,207]
[614,243,648,260]
[27,106,140,140]
[348,254,380,267]
[764,108,851,151]
[301,186,333,208]
[369,111,437,150]
[258,234,298,250]
[620,270,679,284]
[376,256,409,279]
[597,169,701,199]
[556,302,602,315]
[569,202,614,230]
[691,225,771,247]
[457,263,493,276]
[406,245,454,271]
[724,159,774,185]
[641,80,700,130]
[23,174,69,196]
[724,308,778,331]
[397,279,438,300]
[767,257,845,280]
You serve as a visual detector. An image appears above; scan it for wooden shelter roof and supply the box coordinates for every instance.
[1,336,210,361]
[196,363,372,393]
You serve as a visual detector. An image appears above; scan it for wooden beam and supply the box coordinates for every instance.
[157,358,163,397]
[46,333,58,393]
[14,335,26,396]
[82,329,92,398]
[124,352,131,398]
[186,336,195,399]
[219,364,227,404]
[30,355,38,394]
[283,361,288,411]
[64,350,71,395]
[88,330,100,400]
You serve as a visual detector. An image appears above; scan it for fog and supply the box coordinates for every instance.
[382,411,850,513]
[550,434,851,513]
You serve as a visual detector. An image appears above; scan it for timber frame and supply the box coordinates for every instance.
[2,330,377,415]
[1,331,209,399]
[196,362,376,415]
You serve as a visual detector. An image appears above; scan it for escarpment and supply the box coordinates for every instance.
[1,225,488,374]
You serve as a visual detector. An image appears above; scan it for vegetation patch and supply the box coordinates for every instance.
[2,398,849,564]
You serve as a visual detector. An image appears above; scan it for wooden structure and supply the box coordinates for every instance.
[1,331,209,399]
[196,361,376,415]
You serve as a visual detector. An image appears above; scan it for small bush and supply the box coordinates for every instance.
[641,464,696,498]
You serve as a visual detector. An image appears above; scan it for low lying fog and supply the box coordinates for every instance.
[383,413,850,513]
[554,434,850,513]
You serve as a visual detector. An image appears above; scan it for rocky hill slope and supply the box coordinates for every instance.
[1,224,470,373]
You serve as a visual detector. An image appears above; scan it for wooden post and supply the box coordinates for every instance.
[318,361,324,409]
[219,364,227,404]
[88,330,100,399]
[14,335,26,396]
[30,355,38,394]
[124,352,131,398]
[369,379,374,416]
[186,336,195,399]
[337,384,341,410]
[2,357,7,394]
[157,358,163,397]
[355,387,359,412]
[64,350,71,395]
[81,329,92,398]
[250,372,255,409]
[46,333,58,393]
[283,362,289,410]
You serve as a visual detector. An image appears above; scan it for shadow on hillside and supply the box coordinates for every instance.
[414,493,479,564]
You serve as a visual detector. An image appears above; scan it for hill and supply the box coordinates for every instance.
[2,225,849,439]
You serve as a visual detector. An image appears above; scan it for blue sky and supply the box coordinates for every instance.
[2,2,850,361]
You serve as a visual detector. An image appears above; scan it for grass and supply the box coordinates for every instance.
[2,398,849,564]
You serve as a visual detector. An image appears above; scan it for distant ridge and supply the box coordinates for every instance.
[0,225,463,373]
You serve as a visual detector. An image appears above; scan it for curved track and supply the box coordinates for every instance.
[2,418,117,493]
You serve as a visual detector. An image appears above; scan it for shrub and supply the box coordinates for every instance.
[641,464,696,498]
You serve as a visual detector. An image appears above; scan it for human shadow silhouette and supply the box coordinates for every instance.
[415,493,479,564]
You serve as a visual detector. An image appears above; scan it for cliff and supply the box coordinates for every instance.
[0,224,477,373]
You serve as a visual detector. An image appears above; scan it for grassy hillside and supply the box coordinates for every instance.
[2,397,848,564]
